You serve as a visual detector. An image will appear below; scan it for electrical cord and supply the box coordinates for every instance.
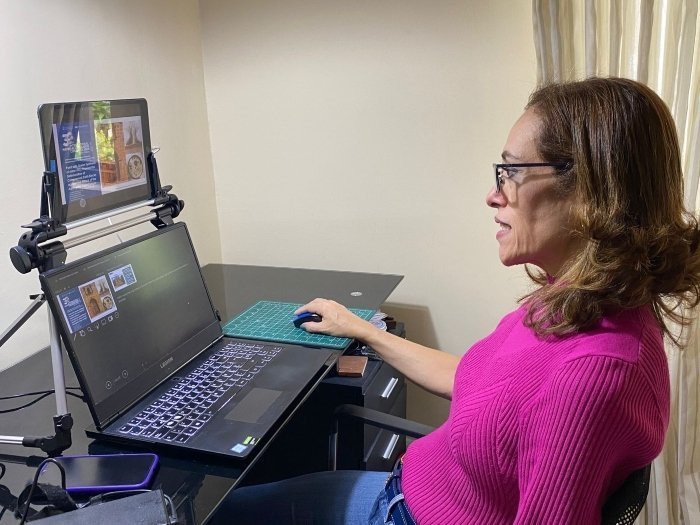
[17,458,66,525]
[80,488,151,508]
[13,462,177,524]
[0,463,8,520]
[0,387,84,414]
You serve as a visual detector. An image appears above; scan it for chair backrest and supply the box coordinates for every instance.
[600,464,651,525]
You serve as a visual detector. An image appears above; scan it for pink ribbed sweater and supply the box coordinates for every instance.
[401,305,670,524]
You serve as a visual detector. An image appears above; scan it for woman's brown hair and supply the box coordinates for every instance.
[522,77,700,344]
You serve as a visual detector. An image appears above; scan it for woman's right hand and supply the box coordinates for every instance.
[298,298,458,399]
[294,298,375,342]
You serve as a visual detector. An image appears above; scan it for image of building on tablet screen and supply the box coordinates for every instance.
[95,116,146,191]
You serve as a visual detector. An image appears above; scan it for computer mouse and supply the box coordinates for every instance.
[292,312,322,328]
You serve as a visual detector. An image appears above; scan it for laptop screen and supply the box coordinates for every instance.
[40,223,222,427]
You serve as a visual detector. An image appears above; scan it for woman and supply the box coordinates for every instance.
[212,77,700,524]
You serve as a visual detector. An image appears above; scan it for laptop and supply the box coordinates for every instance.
[39,222,334,459]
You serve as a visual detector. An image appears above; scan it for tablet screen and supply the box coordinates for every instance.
[37,99,157,225]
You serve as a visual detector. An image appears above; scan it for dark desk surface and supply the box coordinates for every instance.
[201,263,403,323]
[0,264,402,524]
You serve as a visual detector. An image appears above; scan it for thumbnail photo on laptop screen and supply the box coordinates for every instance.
[56,265,133,334]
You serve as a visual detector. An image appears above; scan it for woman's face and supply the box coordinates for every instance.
[486,108,579,276]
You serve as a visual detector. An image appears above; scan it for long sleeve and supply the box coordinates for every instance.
[514,355,667,524]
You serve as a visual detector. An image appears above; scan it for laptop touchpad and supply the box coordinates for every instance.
[225,388,282,424]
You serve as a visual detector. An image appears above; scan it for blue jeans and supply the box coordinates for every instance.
[208,470,391,524]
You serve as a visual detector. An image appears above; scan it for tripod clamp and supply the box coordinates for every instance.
[0,414,75,457]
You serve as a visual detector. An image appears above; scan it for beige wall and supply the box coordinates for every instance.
[199,0,537,425]
[0,0,220,369]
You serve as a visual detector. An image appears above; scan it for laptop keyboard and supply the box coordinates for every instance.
[117,341,281,444]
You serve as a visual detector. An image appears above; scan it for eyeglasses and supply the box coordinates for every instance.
[492,162,571,193]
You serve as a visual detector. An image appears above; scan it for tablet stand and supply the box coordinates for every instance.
[1,159,183,456]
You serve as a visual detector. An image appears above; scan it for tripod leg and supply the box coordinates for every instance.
[48,310,68,416]
[0,295,45,348]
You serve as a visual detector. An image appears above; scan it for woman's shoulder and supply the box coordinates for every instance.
[523,306,669,417]
[561,305,663,365]
[540,306,669,419]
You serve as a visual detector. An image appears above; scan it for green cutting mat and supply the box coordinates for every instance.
[222,300,375,349]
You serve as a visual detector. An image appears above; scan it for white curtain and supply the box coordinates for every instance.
[532,1,700,524]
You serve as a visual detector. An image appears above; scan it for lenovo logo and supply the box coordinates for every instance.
[160,357,174,369]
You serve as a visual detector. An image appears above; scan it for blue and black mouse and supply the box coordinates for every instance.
[292,312,323,328]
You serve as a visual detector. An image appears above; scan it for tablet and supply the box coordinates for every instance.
[37,99,158,226]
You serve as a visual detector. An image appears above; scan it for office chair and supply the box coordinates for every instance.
[600,463,651,525]
[329,404,651,525]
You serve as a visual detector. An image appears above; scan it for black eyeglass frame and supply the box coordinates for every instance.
[492,162,571,193]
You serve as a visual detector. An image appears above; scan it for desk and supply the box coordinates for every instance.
[0,264,402,524]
